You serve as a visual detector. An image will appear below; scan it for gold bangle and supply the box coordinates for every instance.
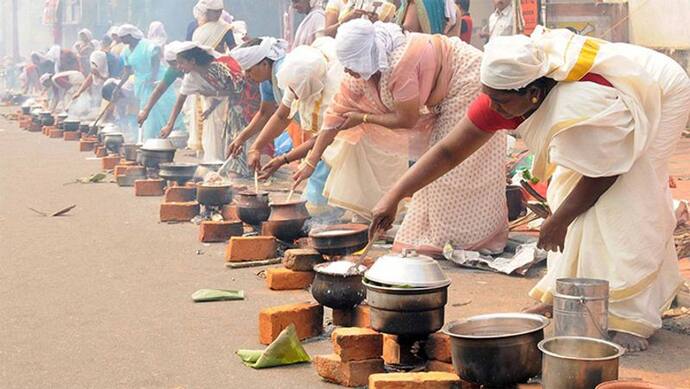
[304,159,316,169]
[363,114,369,123]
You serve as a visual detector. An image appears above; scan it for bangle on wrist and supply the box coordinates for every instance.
[303,159,316,169]
[283,155,290,164]
[363,114,369,123]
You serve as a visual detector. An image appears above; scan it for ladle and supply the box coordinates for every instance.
[346,231,378,275]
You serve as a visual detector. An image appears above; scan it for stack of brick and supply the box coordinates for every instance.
[263,248,324,291]
[63,131,80,141]
[315,327,385,387]
[424,333,456,374]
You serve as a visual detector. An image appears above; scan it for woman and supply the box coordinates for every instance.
[74,29,96,75]
[227,37,289,160]
[395,0,457,35]
[40,71,89,115]
[161,42,260,171]
[245,38,344,216]
[101,78,140,141]
[296,19,508,254]
[147,21,168,48]
[323,0,397,37]
[117,24,180,141]
[371,27,690,351]
[291,0,326,49]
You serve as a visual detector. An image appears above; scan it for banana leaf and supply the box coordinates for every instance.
[236,324,311,369]
[191,289,245,302]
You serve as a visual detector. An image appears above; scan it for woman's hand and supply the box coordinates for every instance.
[227,133,246,158]
[247,148,262,172]
[369,192,399,240]
[537,216,569,252]
[339,112,365,131]
[292,160,316,187]
[137,109,150,126]
[159,123,173,138]
[258,156,285,180]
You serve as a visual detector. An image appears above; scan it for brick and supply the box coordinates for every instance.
[222,204,239,220]
[114,165,129,177]
[95,147,108,158]
[315,354,384,387]
[101,155,121,171]
[369,372,461,389]
[424,332,452,363]
[165,186,197,202]
[43,126,54,135]
[383,334,423,366]
[159,202,200,222]
[282,248,323,271]
[265,267,314,290]
[198,220,243,242]
[258,302,323,345]
[134,179,165,196]
[118,160,137,166]
[517,385,542,389]
[79,140,97,152]
[49,129,64,138]
[425,360,456,374]
[63,131,80,141]
[19,119,30,129]
[126,166,146,176]
[333,304,371,328]
[332,327,383,362]
[225,236,276,262]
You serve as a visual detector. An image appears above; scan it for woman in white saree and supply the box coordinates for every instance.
[370,26,690,352]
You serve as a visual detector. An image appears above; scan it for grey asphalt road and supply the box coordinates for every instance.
[1,109,688,388]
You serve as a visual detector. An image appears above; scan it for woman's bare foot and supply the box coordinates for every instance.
[522,303,553,318]
[610,331,649,353]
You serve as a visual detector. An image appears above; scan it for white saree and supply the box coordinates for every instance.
[521,29,690,338]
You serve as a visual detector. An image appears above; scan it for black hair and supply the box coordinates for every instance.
[102,35,113,46]
[511,76,553,95]
[239,38,275,65]
[457,0,470,13]
[178,47,215,66]
[102,82,117,101]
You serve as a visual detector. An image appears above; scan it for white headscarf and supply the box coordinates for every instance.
[309,0,323,7]
[230,37,288,71]
[78,29,93,42]
[221,10,234,24]
[196,0,224,11]
[480,34,550,90]
[166,41,220,60]
[147,21,168,47]
[193,4,206,23]
[335,19,405,80]
[277,46,328,104]
[117,24,145,40]
[90,51,109,79]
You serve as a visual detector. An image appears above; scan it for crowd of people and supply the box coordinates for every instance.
[11,0,690,353]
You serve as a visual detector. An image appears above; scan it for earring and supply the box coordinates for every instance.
[531,97,539,104]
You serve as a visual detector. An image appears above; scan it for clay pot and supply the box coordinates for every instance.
[268,200,309,221]
[236,191,271,226]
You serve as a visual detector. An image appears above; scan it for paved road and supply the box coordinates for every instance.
[1,109,688,388]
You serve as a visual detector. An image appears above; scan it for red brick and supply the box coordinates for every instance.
[222,204,239,220]
[369,372,461,389]
[517,385,542,389]
[43,125,54,135]
[198,220,243,242]
[159,202,200,222]
[114,165,129,177]
[425,360,456,374]
[383,334,402,365]
[63,131,80,141]
[165,186,197,202]
[282,248,323,271]
[424,332,452,363]
[95,147,107,158]
[49,129,64,138]
[134,179,166,197]
[315,354,384,387]
[126,166,146,176]
[118,160,137,166]
[225,236,276,262]
[258,302,323,345]
[332,327,383,362]
[265,267,314,290]
[333,304,371,328]
[79,140,97,152]
[101,155,121,171]
[19,119,30,129]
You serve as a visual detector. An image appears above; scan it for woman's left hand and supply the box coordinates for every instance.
[292,161,316,187]
[537,216,569,252]
[247,149,262,172]
[338,112,365,131]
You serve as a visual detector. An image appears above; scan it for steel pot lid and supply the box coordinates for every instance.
[141,138,175,151]
[364,249,451,288]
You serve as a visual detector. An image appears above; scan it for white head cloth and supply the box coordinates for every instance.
[221,10,234,23]
[309,0,323,7]
[90,51,109,79]
[335,19,405,80]
[193,4,205,23]
[196,0,224,11]
[277,45,328,103]
[230,37,288,70]
[117,24,144,40]
[78,29,94,42]
[147,21,168,47]
[107,26,119,37]
[480,34,550,90]
[167,41,220,60]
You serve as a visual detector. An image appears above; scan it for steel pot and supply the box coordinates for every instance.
[104,133,125,155]
[236,191,271,226]
[79,123,91,134]
[268,200,309,221]
[309,224,369,256]
[116,170,146,187]
[312,262,367,309]
[40,111,55,126]
[168,130,188,149]
[365,249,450,288]
[262,218,308,242]
[122,143,140,162]
[364,279,448,336]
[158,162,198,186]
[63,120,80,132]
[196,184,233,207]
[539,336,624,389]
[139,148,176,169]
[443,313,549,387]
[21,106,31,115]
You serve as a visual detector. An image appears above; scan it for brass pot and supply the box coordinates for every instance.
[236,191,271,225]
[268,200,309,221]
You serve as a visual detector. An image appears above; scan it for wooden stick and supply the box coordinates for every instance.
[254,170,259,193]
[225,258,281,269]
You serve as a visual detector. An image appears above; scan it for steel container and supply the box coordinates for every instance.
[539,336,624,389]
[554,278,609,339]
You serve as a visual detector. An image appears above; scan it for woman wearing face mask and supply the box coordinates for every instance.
[370,27,690,352]
[296,19,508,254]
